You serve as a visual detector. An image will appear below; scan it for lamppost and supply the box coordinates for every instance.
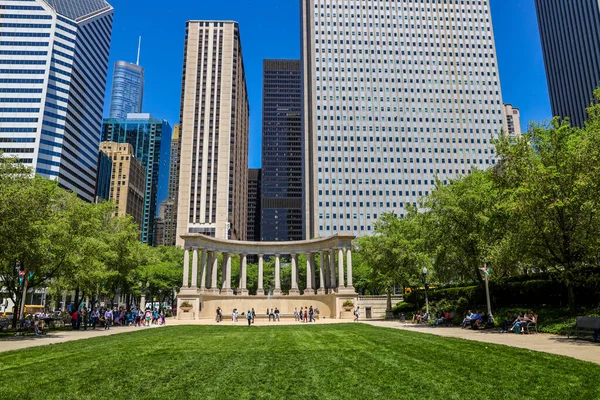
[422,267,430,317]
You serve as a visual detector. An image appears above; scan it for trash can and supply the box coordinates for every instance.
[400,313,406,322]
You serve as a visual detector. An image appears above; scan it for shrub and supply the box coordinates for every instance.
[180,301,192,308]
[342,300,354,308]
[392,302,415,315]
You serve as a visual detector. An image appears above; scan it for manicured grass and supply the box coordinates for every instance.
[0,324,599,399]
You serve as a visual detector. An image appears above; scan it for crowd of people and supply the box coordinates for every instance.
[215,306,323,325]
[15,305,168,336]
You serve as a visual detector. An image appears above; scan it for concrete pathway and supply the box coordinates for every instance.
[364,320,600,365]
[0,324,163,353]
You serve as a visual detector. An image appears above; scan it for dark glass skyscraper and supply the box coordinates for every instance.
[535,0,600,127]
[102,113,171,245]
[260,60,303,241]
[247,168,262,242]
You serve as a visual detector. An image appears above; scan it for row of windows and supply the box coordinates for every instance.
[0,97,41,102]
[0,32,49,37]
[0,59,46,65]
[0,22,51,28]
[1,14,52,20]
[0,40,48,46]
[0,117,37,122]
[0,127,36,133]
[0,50,47,56]
[0,107,39,112]
[0,138,35,143]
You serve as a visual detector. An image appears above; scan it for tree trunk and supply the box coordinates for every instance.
[567,281,576,312]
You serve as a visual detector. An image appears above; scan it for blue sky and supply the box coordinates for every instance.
[104,0,551,174]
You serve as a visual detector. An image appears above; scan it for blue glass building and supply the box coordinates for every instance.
[108,61,144,119]
[102,114,171,245]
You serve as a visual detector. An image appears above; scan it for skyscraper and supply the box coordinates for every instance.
[102,113,171,245]
[247,168,262,242]
[156,124,181,246]
[108,61,144,119]
[261,60,304,242]
[0,0,114,202]
[535,0,600,127]
[176,21,250,245]
[301,0,503,238]
[99,142,145,231]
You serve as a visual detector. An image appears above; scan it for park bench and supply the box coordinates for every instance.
[567,316,600,340]
[522,315,539,334]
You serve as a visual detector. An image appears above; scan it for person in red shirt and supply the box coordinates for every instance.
[71,310,79,331]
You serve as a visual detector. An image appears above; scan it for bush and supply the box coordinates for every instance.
[392,302,415,315]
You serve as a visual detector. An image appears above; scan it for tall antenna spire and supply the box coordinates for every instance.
[136,36,142,65]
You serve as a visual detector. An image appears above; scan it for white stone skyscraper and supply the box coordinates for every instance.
[0,0,114,202]
[176,21,250,245]
[301,0,504,238]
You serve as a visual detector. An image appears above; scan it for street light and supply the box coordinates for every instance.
[422,267,429,317]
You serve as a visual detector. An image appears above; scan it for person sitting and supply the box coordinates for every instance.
[443,311,454,327]
[412,311,424,324]
[461,310,474,329]
[501,312,515,333]
[434,311,446,326]
[509,312,525,332]
[470,311,484,329]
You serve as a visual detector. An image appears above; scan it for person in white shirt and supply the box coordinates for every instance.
[104,309,113,330]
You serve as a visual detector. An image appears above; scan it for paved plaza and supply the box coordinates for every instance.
[365,321,600,365]
[1,319,598,365]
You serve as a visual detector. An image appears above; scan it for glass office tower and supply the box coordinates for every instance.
[102,113,171,245]
[108,61,144,119]
[261,59,304,242]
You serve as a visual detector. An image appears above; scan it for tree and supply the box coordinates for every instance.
[493,100,600,309]
[422,169,515,286]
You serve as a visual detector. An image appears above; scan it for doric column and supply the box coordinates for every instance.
[324,251,330,289]
[200,249,207,290]
[310,253,317,291]
[257,254,264,295]
[274,254,282,296]
[304,253,314,295]
[191,248,199,288]
[210,252,219,293]
[182,249,190,288]
[346,247,354,289]
[239,254,249,295]
[222,252,233,295]
[290,254,300,295]
[329,250,336,290]
[338,247,345,289]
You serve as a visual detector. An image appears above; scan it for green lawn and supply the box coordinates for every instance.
[0,324,599,400]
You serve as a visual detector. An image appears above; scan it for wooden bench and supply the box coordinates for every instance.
[568,316,600,340]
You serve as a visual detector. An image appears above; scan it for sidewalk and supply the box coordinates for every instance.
[0,324,162,353]
[364,320,600,365]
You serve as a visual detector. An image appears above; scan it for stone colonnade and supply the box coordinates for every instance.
[179,234,356,296]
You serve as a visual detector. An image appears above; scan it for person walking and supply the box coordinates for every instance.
[309,306,315,323]
[303,307,308,323]
[71,309,79,331]
[251,308,256,324]
[104,309,113,330]
[90,308,99,330]
[246,310,252,326]
[354,306,360,322]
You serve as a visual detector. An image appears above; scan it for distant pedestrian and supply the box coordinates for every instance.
[309,306,315,322]
[104,309,113,330]
[269,309,275,322]
[303,307,308,323]
[354,307,360,322]
[251,308,256,324]
[275,308,280,322]
[246,310,252,326]
[71,310,79,331]
[90,308,99,330]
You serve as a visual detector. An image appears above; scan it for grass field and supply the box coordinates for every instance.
[0,324,599,400]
